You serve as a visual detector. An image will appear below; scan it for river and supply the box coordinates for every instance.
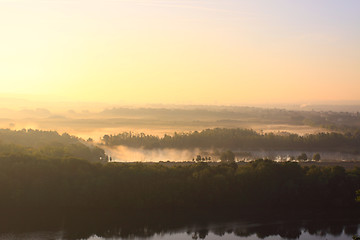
[0,210,358,240]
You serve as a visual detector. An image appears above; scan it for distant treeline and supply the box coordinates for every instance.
[0,150,359,212]
[101,106,360,132]
[0,129,106,162]
[102,128,360,153]
[0,128,79,147]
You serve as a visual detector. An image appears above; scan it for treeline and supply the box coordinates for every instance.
[0,155,359,212]
[102,128,360,152]
[0,129,79,147]
[101,106,360,132]
[0,129,107,162]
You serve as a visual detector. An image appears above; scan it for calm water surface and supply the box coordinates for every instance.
[0,211,358,240]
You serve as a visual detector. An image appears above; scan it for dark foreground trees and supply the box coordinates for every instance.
[0,154,359,213]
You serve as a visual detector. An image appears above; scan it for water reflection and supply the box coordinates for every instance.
[0,210,358,240]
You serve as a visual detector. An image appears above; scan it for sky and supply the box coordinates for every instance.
[0,0,359,106]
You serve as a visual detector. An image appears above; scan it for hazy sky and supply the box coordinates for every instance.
[1,0,359,106]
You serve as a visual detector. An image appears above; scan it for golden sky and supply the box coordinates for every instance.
[1,0,359,106]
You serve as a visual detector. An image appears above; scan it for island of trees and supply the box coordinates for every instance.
[102,128,360,153]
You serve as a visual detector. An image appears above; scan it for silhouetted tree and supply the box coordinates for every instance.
[297,153,308,161]
[313,153,321,161]
[220,150,235,162]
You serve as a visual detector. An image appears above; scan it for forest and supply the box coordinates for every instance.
[0,128,359,214]
[0,129,107,162]
[0,151,359,212]
[102,128,360,153]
